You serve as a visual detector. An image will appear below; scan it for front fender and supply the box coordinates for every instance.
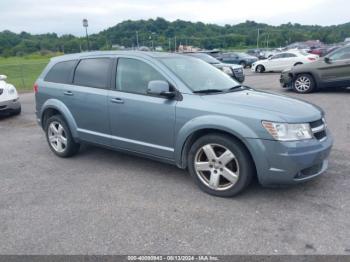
[174,115,258,167]
[40,99,79,139]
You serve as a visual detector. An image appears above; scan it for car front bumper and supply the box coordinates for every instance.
[232,69,245,83]
[280,71,293,88]
[246,132,333,186]
[0,98,21,113]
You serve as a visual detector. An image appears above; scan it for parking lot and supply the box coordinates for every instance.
[0,70,349,255]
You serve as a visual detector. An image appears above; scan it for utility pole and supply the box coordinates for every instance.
[82,19,90,51]
[267,32,270,48]
[136,31,139,49]
[174,36,177,52]
[168,38,171,52]
[256,28,260,49]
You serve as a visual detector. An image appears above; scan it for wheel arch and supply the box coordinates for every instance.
[40,99,79,140]
[255,64,265,72]
[175,116,258,171]
[293,71,318,88]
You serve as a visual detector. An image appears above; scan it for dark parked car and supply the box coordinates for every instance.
[184,53,245,83]
[198,49,222,59]
[280,45,350,93]
[217,52,258,68]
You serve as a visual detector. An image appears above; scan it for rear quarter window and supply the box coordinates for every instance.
[73,58,112,89]
[44,60,77,84]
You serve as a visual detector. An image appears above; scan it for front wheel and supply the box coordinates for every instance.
[188,134,254,197]
[45,115,80,157]
[293,74,316,93]
[256,65,265,73]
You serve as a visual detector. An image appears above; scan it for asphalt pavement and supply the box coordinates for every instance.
[0,70,349,255]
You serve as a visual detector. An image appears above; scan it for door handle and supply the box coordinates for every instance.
[110,97,124,104]
[63,91,74,96]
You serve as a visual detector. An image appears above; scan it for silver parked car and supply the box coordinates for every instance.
[35,51,333,197]
[0,75,21,115]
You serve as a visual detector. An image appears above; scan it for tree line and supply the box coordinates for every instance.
[1,18,349,57]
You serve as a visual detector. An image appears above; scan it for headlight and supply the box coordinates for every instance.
[222,66,233,75]
[262,121,313,141]
[8,87,16,95]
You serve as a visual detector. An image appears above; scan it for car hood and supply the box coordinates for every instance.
[213,62,242,70]
[200,89,322,122]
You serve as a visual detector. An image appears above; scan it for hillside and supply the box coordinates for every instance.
[1,18,350,56]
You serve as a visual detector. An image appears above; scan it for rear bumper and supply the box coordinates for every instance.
[246,132,333,186]
[0,98,21,113]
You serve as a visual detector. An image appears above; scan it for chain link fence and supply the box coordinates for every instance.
[0,62,48,91]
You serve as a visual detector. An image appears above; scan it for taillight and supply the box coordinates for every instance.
[33,83,38,93]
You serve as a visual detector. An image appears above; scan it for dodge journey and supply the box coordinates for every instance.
[35,51,333,197]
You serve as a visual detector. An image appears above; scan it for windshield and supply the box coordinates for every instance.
[187,53,221,64]
[160,56,239,92]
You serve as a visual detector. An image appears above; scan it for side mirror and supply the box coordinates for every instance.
[324,57,331,64]
[0,75,7,81]
[147,80,176,98]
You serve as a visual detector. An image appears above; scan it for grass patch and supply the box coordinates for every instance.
[0,53,62,91]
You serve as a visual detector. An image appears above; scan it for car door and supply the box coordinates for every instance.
[318,46,350,87]
[221,53,239,64]
[67,57,112,145]
[267,53,285,71]
[283,53,298,70]
[108,57,177,159]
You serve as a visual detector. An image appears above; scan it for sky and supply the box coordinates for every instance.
[1,0,349,36]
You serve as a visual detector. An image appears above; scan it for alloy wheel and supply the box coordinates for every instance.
[48,121,67,153]
[294,76,311,92]
[194,143,239,191]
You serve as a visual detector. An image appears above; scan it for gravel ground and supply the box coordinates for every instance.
[0,70,349,255]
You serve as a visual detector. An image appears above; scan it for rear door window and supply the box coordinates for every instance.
[44,60,77,84]
[73,58,112,89]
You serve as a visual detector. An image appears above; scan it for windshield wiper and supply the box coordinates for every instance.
[193,89,224,94]
[225,85,249,92]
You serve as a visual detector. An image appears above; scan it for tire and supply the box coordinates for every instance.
[293,74,316,93]
[239,61,247,68]
[294,62,303,66]
[187,134,254,197]
[256,65,265,73]
[12,106,21,115]
[45,115,80,157]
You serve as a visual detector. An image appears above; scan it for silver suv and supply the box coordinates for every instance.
[35,51,333,197]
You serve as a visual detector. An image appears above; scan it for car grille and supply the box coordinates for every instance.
[0,89,3,95]
[310,118,327,141]
[233,68,244,78]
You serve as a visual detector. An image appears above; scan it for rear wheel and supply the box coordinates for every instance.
[293,74,316,93]
[188,134,254,197]
[256,65,265,73]
[239,61,247,68]
[45,115,80,157]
